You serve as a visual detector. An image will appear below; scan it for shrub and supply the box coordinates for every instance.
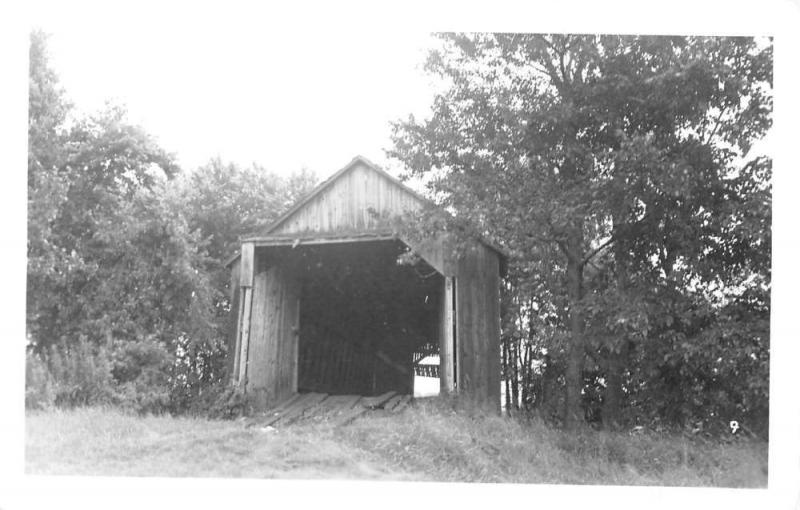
[115,380,171,415]
[25,351,55,410]
[26,334,246,417]
[109,338,174,414]
[110,337,173,384]
[45,336,116,407]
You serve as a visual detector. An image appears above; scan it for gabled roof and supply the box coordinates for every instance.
[261,155,429,236]
[225,155,508,270]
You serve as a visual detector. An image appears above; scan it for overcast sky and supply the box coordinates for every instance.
[32,3,443,180]
[28,1,787,181]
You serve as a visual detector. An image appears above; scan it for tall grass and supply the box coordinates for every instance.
[25,397,767,486]
[337,398,767,486]
[25,337,116,410]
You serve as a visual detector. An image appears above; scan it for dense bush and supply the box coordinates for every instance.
[26,337,114,409]
[25,337,242,416]
[25,31,316,419]
[25,352,55,410]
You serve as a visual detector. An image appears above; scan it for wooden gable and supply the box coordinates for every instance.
[265,156,425,236]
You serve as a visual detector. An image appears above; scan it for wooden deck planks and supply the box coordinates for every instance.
[248,392,413,429]
[246,392,303,428]
[359,391,397,409]
[382,394,404,412]
[274,392,329,426]
[391,395,412,414]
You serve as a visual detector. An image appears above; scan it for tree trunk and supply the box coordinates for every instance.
[521,341,530,409]
[603,342,628,430]
[539,354,550,410]
[563,229,586,430]
[503,338,512,412]
[603,215,630,430]
[511,337,520,411]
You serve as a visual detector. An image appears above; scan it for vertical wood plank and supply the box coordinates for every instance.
[244,261,300,410]
[231,286,245,383]
[292,296,300,393]
[237,287,253,386]
[454,275,462,392]
[440,276,455,393]
[240,242,255,288]
[455,241,501,413]
[247,269,270,407]
[228,259,241,381]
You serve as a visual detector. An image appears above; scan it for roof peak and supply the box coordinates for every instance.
[261,155,427,236]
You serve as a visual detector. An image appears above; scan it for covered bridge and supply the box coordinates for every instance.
[226,156,505,412]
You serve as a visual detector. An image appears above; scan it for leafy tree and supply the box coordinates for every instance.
[170,159,318,375]
[26,31,219,412]
[174,158,316,266]
[27,101,182,351]
[27,30,72,344]
[26,30,318,414]
[390,34,771,430]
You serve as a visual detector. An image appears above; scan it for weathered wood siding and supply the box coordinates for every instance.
[297,329,414,396]
[439,276,455,393]
[246,260,300,410]
[455,241,501,412]
[227,259,241,379]
[270,161,422,235]
[233,244,255,384]
[411,234,456,277]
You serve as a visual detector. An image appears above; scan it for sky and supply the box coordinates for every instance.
[27,2,786,181]
[32,3,443,180]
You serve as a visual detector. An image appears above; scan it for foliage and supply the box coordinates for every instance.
[25,336,233,415]
[35,337,117,408]
[26,30,318,417]
[27,104,185,352]
[390,34,771,432]
[25,351,56,410]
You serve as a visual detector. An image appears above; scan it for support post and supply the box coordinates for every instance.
[440,276,456,393]
[231,286,245,384]
[236,243,255,388]
[237,289,254,386]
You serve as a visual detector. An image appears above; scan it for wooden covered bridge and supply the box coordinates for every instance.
[226,156,505,414]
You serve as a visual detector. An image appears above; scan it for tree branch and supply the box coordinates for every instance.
[580,235,616,268]
[702,105,728,145]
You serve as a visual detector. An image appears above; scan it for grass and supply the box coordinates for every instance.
[25,398,768,486]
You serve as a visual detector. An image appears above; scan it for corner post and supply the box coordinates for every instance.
[235,243,255,388]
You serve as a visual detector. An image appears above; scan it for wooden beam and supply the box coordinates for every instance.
[453,277,461,392]
[440,276,456,393]
[237,287,254,386]
[231,286,246,384]
[243,232,397,247]
[292,296,300,394]
[453,242,501,413]
[240,242,255,287]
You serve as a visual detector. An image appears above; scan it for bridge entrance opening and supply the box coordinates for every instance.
[293,239,444,397]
